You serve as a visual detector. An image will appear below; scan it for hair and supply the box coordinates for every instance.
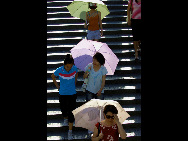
[93,52,105,65]
[64,54,74,65]
[89,3,97,9]
[103,105,118,115]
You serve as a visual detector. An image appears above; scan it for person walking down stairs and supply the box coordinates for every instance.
[51,54,78,140]
[127,0,141,60]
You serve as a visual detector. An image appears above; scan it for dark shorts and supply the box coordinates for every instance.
[86,90,104,102]
[131,19,142,41]
[59,94,77,123]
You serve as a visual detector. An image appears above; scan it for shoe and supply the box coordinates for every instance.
[134,53,139,60]
[135,57,139,60]
[68,131,73,140]
[63,118,69,126]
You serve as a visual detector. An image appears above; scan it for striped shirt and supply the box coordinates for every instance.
[128,0,141,19]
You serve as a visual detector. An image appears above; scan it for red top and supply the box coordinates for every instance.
[95,122,119,141]
[88,12,100,31]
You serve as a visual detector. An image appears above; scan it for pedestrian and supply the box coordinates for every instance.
[127,0,141,60]
[84,2,103,41]
[84,52,107,101]
[51,54,78,140]
[92,105,127,141]
[83,52,108,138]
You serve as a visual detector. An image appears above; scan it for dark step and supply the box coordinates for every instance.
[47,123,140,134]
[47,92,141,102]
[47,30,132,37]
[47,110,141,120]
[47,44,134,52]
[47,51,141,60]
[47,35,133,41]
[47,59,141,69]
[47,72,141,81]
[47,10,127,18]
[47,5,128,13]
[47,70,141,80]
[47,16,127,24]
[47,97,141,108]
[47,22,130,30]
[47,89,141,98]
[47,1,128,7]
[47,129,140,141]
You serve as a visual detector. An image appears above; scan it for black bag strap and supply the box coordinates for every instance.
[98,122,100,136]
[98,122,101,141]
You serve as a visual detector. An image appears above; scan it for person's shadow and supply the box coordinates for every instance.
[80,11,86,21]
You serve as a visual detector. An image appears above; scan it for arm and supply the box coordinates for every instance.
[98,11,103,36]
[97,75,106,96]
[75,72,78,85]
[92,126,103,141]
[127,1,132,26]
[51,73,60,90]
[84,12,89,28]
[114,115,127,139]
[83,65,91,79]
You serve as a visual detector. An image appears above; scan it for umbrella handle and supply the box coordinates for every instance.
[100,109,101,122]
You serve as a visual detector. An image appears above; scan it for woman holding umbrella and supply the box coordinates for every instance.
[83,52,108,139]
[92,105,127,141]
[83,52,107,101]
[84,2,103,41]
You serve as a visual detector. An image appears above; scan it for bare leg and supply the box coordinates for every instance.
[69,122,73,130]
[137,40,141,51]
[133,41,139,59]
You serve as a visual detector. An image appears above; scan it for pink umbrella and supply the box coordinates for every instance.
[70,39,119,75]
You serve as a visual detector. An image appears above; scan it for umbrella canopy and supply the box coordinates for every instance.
[72,99,130,132]
[67,0,110,21]
[70,39,119,75]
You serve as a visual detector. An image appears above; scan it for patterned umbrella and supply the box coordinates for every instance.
[70,39,119,75]
[72,99,130,132]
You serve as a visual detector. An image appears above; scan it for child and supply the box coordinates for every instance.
[51,54,78,140]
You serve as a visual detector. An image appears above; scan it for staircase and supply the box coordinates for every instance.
[47,0,141,140]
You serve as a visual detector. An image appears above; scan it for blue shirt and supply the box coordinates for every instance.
[54,65,78,95]
[85,63,108,94]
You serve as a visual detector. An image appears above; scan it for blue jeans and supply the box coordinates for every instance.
[86,90,104,102]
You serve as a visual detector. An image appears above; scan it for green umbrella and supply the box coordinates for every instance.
[67,0,110,21]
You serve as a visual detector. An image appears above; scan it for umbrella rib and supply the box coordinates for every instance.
[105,59,114,74]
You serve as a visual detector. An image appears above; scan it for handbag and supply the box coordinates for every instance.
[82,64,92,92]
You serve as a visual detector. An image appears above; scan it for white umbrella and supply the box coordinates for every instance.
[72,99,130,132]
